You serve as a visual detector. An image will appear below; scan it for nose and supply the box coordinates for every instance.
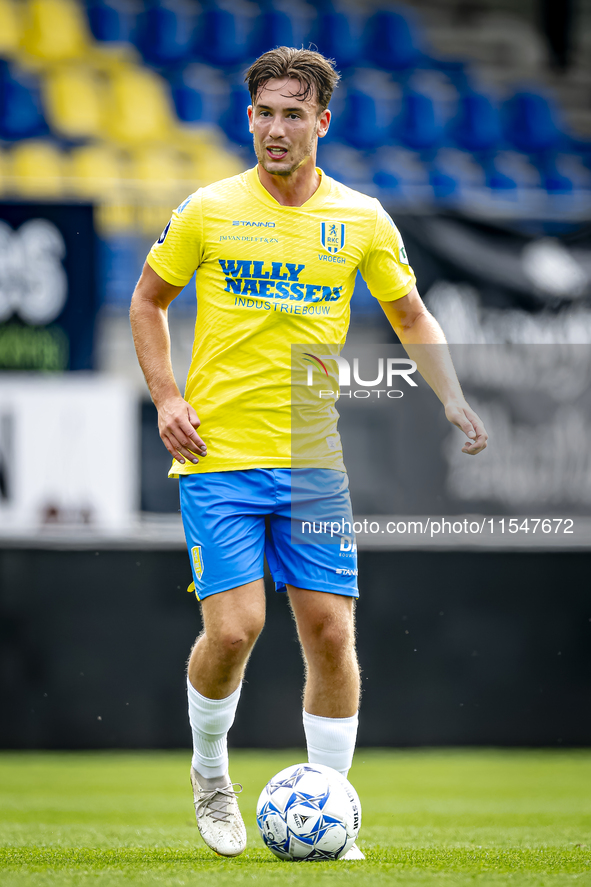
[267,115,286,140]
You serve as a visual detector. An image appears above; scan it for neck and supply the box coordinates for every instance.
[257,156,321,207]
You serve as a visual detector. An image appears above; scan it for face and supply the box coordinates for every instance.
[248,77,330,177]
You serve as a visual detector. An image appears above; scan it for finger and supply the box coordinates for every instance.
[185,427,207,452]
[175,419,206,452]
[462,435,488,455]
[161,421,206,455]
[165,435,201,465]
[169,431,204,462]
[161,434,191,465]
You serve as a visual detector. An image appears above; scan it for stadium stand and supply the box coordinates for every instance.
[0,0,588,309]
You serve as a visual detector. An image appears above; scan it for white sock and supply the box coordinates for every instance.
[303,710,359,778]
[187,678,241,780]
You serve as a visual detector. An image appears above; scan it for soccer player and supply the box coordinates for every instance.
[130,47,488,860]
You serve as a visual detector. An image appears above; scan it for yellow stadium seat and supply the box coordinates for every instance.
[43,65,106,140]
[21,0,90,63]
[67,143,125,199]
[104,65,178,146]
[0,148,7,196]
[10,140,65,198]
[0,0,22,57]
[183,143,244,189]
[129,146,189,199]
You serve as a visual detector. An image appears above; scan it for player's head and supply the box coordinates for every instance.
[245,47,340,177]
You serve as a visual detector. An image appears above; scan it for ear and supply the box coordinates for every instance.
[317,108,331,139]
[247,104,254,134]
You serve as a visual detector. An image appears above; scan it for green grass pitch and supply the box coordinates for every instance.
[1,749,590,886]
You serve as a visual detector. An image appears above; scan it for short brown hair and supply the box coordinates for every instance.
[245,47,340,113]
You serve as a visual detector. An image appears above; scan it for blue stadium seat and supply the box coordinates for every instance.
[483,162,517,192]
[503,91,564,154]
[340,81,398,150]
[170,64,229,125]
[85,0,138,44]
[536,156,574,194]
[364,8,422,72]
[451,90,502,153]
[136,0,200,67]
[251,0,314,59]
[0,61,49,140]
[199,0,257,67]
[312,5,365,70]
[220,83,252,145]
[394,88,444,151]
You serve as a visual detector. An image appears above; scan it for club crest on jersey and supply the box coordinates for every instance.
[191,545,204,581]
[320,221,346,255]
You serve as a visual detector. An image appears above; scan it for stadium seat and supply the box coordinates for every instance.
[68,142,125,198]
[451,90,502,153]
[250,0,314,59]
[135,0,200,67]
[85,0,138,44]
[503,91,564,154]
[0,0,22,58]
[103,63,178,145]
[394,88,444,151]
[129,145,189,197]
[198,0,257,67]
[371,145,432,204]
[169,64,229,126]
[312,4,365,70]
[220,82,252,145]
[10,139,65,197]
[364,8,422,72]
[21,0,91,63]
[340,73,399,150]
[183,141,244,188]
[0,61,49,140]
[43,64,105,141]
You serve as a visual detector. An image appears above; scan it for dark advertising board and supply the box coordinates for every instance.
[0,204,97,371]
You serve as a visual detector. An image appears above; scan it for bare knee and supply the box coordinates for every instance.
[213,614,265,660]
[307,616,354,665]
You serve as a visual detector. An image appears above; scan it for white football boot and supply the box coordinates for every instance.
[340,843,365,860]
[190,768,247,857]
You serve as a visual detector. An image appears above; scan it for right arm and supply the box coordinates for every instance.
[130,262,207,465]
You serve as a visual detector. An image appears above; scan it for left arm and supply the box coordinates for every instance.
[379,286,488,455]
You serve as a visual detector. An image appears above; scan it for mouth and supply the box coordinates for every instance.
[265,145,289,160]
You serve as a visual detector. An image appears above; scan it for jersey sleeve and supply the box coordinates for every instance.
[146,191,204,287]
[358,202,416,302]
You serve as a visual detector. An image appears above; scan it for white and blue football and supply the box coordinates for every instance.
[256,763,361,861]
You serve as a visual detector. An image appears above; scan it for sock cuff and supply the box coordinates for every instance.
[303,710,359,751]
[303,710,358,726]
[187,678,241,735]
[187,678,241,708]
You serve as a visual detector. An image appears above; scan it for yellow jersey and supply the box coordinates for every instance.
[146,166,416,475]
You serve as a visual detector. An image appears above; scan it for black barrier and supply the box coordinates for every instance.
[0,204,97,371]
[0,548,589,749]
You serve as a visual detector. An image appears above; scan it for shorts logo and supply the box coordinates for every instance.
[191,545,204,581]
[336,567,358,576]
[320,221,346,255]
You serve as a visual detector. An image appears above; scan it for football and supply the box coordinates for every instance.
[256,762,361,861]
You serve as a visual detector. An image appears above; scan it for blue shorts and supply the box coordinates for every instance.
[179,469,358,601]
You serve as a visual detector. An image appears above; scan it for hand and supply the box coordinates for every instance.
[445,400,488,455]
[158,397,207,465]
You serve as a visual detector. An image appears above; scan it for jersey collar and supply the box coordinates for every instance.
[246,165,331,210]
